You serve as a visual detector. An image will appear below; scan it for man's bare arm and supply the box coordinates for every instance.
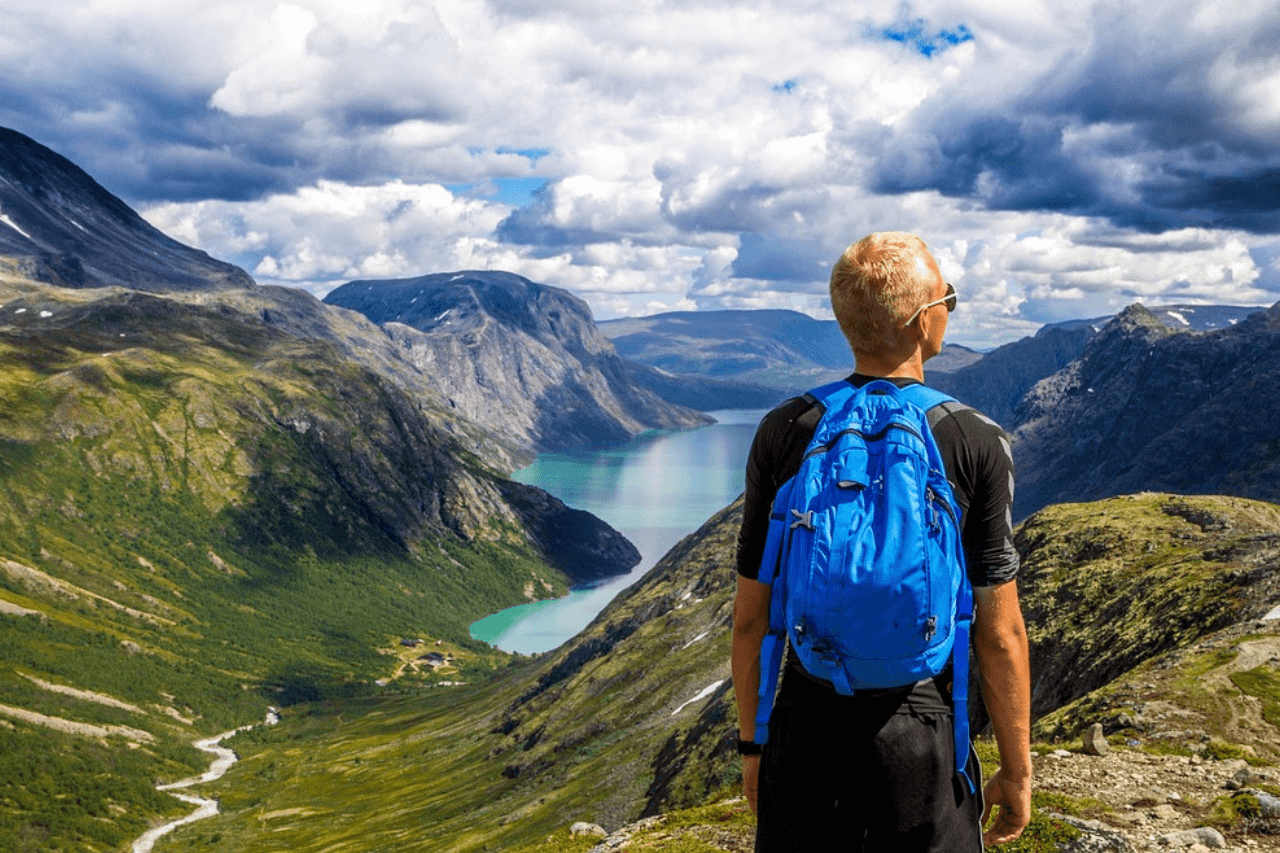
[972,579,1032,846]
[731,576,771,814]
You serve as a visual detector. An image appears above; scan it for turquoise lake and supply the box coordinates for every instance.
[468,409,767,654]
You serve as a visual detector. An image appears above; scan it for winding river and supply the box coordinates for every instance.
[470,408,765,653]
[131,709,279,853]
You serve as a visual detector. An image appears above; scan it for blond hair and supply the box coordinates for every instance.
[829,232,938,356]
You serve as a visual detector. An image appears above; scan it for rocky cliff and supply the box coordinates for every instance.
[1011,302,1280,519]
[931,325,1094,427]
[325,272,715,453]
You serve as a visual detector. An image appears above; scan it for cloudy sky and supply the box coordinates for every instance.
[3,0,1279,347]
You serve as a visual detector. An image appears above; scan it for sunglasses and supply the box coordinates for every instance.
[905,282,957,326]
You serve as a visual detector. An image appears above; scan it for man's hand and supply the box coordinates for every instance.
[742,755,761,814]
[982,765,1031,845]
[972,580,1032,846]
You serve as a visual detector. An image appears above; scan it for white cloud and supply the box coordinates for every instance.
[208,4,325,117]
[7,0,1280,348]
[143,180,509,293]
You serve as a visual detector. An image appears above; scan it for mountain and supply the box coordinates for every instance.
[1042,303,1268,335]
[0,272,649,851]
[324,272,720,453]
[0,127,253,291]
[1014,495,1280,728]
[599,308,983,390]
[600,304,1269,437]
[1010,302,1280,519]
[930,325,1095,427]
[180,491,1280,852]
[617,359,784,412]
[0,129,648,851]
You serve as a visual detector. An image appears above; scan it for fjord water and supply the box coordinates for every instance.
[469,409,766,653]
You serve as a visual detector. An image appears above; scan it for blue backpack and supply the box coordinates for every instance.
[753,379,975,792]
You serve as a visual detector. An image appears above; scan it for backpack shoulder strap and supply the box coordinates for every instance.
[895,382,953,411]
[794,395,824,434]
[893,383,979,793]
[791,379,855,438]
[894,384,972,431]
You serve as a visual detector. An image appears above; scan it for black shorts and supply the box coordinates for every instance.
[755,671,984,853]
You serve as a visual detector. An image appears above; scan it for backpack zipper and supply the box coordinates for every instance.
[926,485,958,528]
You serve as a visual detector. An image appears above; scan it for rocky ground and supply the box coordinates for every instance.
[1027,617,1280,853]
[1034,746,1280,852]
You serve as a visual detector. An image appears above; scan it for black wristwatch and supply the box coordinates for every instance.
[736,736,763,756]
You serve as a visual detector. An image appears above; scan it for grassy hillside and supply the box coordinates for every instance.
[141,493,1280,852]
[0,279,630,852]
[1014,493,1280,729]
[146,500,744,852]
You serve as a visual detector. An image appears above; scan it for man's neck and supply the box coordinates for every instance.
[853,350,926,382]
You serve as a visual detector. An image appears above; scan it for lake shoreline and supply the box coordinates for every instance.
[470,409,764,654]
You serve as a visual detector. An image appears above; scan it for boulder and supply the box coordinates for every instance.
[1083,723,1111,756]
[1156,827,1226,849]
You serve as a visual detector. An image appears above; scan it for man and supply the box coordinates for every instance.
[732,232,1031,850]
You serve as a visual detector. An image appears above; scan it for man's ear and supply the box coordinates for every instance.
[913,304,934,344]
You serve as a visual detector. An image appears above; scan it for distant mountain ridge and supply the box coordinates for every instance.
[930,325,1096,427]
[1043,303,1267,334]
[601,304,1270,413]
[600,308,982,389]
[0,127,253,291]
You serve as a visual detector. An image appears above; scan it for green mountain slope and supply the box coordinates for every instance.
[153,500,744,852]
[1015,494,1280,737]
[164,493,1280,852]
[0,277,637,852]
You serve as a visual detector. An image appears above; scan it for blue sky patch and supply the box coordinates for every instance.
[491,177,548,206]
[878,19,973,57]
[497,147,551,163]
[447,177,548,207]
